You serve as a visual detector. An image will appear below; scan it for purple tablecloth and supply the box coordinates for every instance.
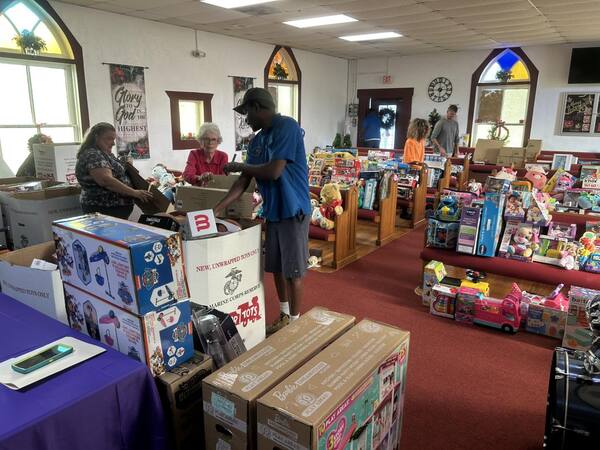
[0,293,168,450]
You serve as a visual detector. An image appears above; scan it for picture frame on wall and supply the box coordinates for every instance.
[560,92,598,135]
[551,154,575,171]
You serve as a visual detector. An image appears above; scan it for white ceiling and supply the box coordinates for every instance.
[58,0,600,58]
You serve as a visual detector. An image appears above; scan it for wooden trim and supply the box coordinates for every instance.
[466,47,538,147]
[165,91,213,150]
[266,79,300,86]
[264,45,302,124]
[0,0,89,131]
[410,164,428,228]
[0,51,74,64]
[376,175,398,246]
[333,186,358,269]
[436,158,453,192]
[357,88,414,149]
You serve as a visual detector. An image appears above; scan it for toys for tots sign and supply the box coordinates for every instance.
[109,64,150,159]
[184,225,266,348]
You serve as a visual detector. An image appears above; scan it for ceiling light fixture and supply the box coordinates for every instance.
[284,14,357,28]
[202,0,278,9]
[339,32,402,42]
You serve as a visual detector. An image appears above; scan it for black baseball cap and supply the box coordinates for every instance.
[233,87,275,114]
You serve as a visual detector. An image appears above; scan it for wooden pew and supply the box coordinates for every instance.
[397,164,427,229]
[309,186,358,269]
[358,175,399,246]
[450,156,470,190]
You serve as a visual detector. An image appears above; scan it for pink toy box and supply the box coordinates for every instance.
[455,287,482,324]
[523,284,569,339]
[430,284,457,319]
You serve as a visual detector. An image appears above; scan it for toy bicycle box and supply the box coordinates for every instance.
[257,320,410,450]
[53,214,189,315]
[64,282,194,376]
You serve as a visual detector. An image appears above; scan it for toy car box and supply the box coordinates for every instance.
[477,192,506,257]
[202,308,355,450]
[53,214,188,315]
[422,260,447,307]
[64,282,194,376]
[257,320,410,450]
[157,352,214,450]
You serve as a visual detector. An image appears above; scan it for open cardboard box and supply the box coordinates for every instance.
[473,139,502,164]
[0,241,67,324]
[175,175,256,219]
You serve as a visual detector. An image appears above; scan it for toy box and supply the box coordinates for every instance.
[457,206,482,254]
[524,290,568,339]
[484,177,511,194]
[257,320,410,450]
[526,193,552,226]
[422,260,447,307]
[581,165,600,190]
[156,352,214,450]
[456,287,482,324]
[460,272,490,296]
[504,191,531,221]
[562,286,600,351]
[477,192,506,257]
[426,217,459,249]
[583,253,600,273]
[533,235,570,266]
[430,284,458,319]
[498,222,540,262]
[202,308,355,450]
[53,214,188,315]
[33,142,78,184]
[64,282,194,376]
[441,189,476,208]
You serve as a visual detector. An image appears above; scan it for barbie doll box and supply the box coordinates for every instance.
[53,214,188,315]
[257,320,410,450]
[64,282,193,377]
[202,308,355,450]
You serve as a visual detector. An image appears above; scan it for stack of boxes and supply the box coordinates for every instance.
[53,214,194,376]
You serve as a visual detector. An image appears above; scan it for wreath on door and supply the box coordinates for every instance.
[379,108,396,130]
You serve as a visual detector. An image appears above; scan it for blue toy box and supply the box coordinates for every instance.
[53,214,188,315]
[477,193,506,257]
[64,282,194,376]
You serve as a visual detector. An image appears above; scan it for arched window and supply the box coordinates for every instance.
[264,46,301,123]
[0,0,87,174]
[467,48,538,148]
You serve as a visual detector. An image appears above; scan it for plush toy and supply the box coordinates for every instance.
[524,165,547,191]
[435,196,460,222]
[310,194,326,229]
[468,179,482,197]
[150,163,178,202]
[319,183,344,230]
[495,167,517,181]
[507,224,539,259]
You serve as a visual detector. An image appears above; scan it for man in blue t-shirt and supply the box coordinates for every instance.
[215,88,311,333]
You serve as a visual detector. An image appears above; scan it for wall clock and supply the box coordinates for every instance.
[428,77,453,102]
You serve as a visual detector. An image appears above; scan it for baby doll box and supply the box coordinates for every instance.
[175,175,257,220]
[53,214,189,315]
[64,283,194,377]
[257,319,410,450]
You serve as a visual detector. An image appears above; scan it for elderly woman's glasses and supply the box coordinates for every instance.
[202,137,218,143]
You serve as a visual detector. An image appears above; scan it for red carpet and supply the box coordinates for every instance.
[264,228,555,450]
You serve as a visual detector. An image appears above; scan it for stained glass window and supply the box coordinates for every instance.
[480,49,529,83]
[0,1,72,58]
[266,46,301,122]
[268,47,298,81]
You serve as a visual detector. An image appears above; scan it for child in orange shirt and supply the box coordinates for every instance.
[403,118,429,164]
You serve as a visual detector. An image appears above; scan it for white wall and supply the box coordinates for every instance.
[50,1,348,175]
[356,44,600,151]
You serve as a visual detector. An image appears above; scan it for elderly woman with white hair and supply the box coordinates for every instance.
[182,122,229,186]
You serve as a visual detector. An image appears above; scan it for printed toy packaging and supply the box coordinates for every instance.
[257,320,410,450]
[526,193,552,226]
[562,286,600,351]
[455,287,482,324]
[477,193,506,257]
[64,282,194,376]
[524,289,568,339]
[430,284,458,319]
[504,191,531,220]
[499,222,540,262]
[484,177,511,194]
[422,260,447,307]
[457,206,482,254]
[426,218,459,249]
[53,214,188,315]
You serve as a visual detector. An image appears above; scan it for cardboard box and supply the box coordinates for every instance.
[525,301,566,339]
[9,185,82,249]
[33,142,79,183]
[64,282,194,376]
[495,156,513,166]
[0,242,67,324]
[184,224,265,349]
[422,260,446,307]
[0,177,44,247]
[473,139,502,164]
[430,284,458,319]
[202,308,355,450]
[53,214,188,315]
[562,286,600,351]
[477,193,506,257]
[457,206,481,255]
[525,139,542,161]
[176,175,256,219]
[257,320,410,450]
[455,287,482,324]
[157,352,214,450]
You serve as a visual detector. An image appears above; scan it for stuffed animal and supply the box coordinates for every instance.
[150,164,178,202]
[319,183,344,230]
[507,224,539,259]
[524,165,547,191]
[468,179,482,197]
[435,196,460,222]
[310,194,326,229]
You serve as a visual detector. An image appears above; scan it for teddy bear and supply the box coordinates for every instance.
[508,224,539,259]
[318,183,344,230]
[310,193,327,229]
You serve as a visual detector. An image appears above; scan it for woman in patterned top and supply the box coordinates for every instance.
[75,122,153,219]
